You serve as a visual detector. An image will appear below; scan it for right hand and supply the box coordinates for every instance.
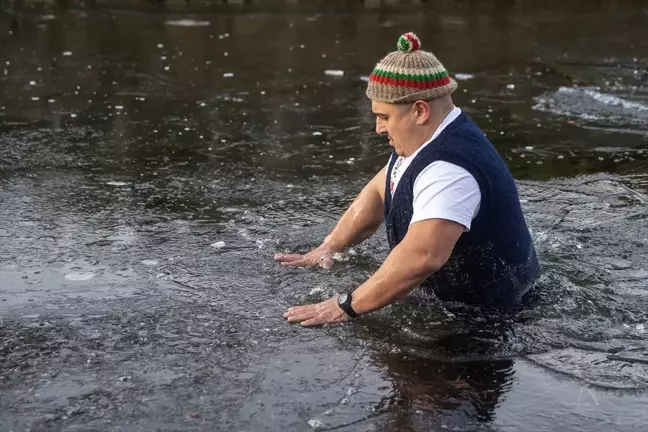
[273,244,340,269]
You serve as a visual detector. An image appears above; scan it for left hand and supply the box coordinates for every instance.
[283,297,349,327]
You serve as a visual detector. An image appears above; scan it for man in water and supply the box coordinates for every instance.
[275,32,539,327]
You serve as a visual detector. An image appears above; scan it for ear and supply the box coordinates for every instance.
[413,100,431,125]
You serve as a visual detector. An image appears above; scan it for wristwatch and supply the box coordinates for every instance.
[337,292,358,318]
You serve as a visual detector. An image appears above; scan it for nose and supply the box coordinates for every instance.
[375,117,387,135]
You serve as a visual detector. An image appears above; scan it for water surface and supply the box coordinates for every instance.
[1,2,648,431]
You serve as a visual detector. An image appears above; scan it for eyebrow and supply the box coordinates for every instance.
[373,111,388,117]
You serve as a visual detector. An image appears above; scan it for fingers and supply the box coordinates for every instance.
[283,305,311,318]
[274,253,305,263]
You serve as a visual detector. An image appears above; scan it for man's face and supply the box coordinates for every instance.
[372,100,417,157]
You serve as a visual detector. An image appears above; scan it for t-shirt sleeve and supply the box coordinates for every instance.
[410,161,482,230]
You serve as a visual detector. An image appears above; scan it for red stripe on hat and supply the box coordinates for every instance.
[369,74,451,89]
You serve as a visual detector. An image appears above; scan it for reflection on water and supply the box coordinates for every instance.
[1,1,648,431]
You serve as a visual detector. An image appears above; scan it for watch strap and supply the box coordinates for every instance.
[338,292,358,318]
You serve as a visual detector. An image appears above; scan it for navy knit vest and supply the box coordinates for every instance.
[384,112,540,309]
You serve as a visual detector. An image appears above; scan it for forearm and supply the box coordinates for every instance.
[322,186,384,252]
[350,241,441,315]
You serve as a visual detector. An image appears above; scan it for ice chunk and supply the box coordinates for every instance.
[455,73,474,80]
[65,272,95,281]
[165,20,210,27]
[324,69,344,77]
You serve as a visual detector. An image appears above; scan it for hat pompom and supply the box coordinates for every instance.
[397,32,421,53]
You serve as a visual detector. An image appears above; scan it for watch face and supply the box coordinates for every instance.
[338,293,348,304]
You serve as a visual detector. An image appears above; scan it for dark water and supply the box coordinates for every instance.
[1,1,648,431]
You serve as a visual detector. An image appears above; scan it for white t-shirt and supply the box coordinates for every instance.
[386,107,481,231]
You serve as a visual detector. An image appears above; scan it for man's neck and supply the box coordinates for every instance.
[405,105,456,157]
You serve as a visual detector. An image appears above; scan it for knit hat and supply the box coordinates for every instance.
[366,32,458,104]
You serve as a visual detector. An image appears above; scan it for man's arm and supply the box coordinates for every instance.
[322,166,387,251]
[274,167,386,268]
[350,218,463,314]
[283,218,464,326]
